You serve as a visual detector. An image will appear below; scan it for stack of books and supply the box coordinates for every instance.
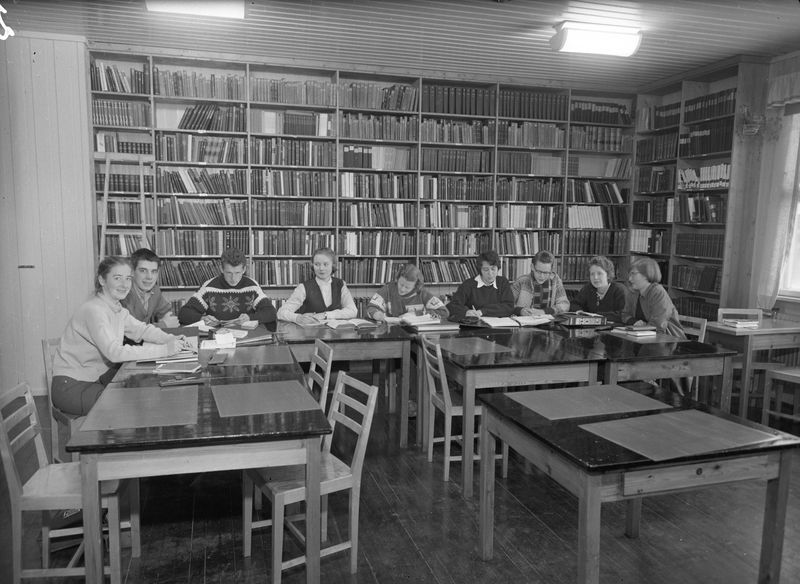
[401,314,461,332]
[720,319,760,329]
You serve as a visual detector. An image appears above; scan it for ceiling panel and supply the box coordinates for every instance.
[4,0,800,90]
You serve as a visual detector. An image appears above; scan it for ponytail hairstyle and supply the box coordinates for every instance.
[95,256,132,294]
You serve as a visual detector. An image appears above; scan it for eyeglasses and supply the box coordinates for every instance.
[533,267,554,279]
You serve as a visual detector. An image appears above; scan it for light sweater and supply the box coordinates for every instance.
[53,294,174,382]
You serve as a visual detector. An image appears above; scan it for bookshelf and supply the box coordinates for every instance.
[633,58,769,320]
[89,48,635,303]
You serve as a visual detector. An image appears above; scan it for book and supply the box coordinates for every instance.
[720,319,760,329]
[326,318,378,330]
[624,325,658,337]
[477,317,520,328]
[401,313,460,332]
[512,314,555,327]
[155,362,201,374]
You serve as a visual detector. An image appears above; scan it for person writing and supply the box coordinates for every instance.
[511,250,569,317]
[277,247,357,325]
[121,247,179,328]
[623,258,685,337]
[367,263,449,322]
[51,256,191,416]
[178,247,277,326]
[568,255,627,323]
[446,250,514,321]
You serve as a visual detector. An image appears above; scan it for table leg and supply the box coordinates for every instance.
[758,449,793,583]
[414,345,426,450]
[462,372,476,498]
[387,359,397,414]
[720,354,733,413]
[479,416,496,560]
[624,498,642,538]
[399,341,411,448]
[739,336,755,418]
[81,454,104,584]
[578,474,602,584]
[604,363,619,386]
[305,437,322,584]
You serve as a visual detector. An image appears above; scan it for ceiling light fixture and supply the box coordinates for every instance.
[549,21,641,57]
[144,0,245,19]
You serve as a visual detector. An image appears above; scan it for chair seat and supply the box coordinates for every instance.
[430,389,484,416]
[21,462,121,510]
[249,453,353,505]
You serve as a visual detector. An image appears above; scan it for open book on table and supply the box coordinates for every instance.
[623,324,658,337]
[326,318,378,330]
[401,314,461,332]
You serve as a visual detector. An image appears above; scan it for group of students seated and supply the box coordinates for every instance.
[51,245,684,418]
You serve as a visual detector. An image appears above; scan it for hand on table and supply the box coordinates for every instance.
[297,314,321,326]
[160,312,180,328]
[203,315,221,327]
[465,309,481,318]
[521,308,545,317]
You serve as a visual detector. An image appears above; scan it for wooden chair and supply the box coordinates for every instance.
[419,335,508,483]
[678,315,707,399]
[42,338,84,463]
[242,372,379,584]
[307,339,334,413]
[0,381,130,584]
[761,368,800,426]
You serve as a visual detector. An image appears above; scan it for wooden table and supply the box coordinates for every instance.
[478,387,800,584]
[707,320,800,418]
[432,327,603,498]
[67,353,331,584]
[275,321,414,447]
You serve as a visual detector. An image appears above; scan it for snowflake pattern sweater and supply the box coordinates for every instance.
[178,275,276,324]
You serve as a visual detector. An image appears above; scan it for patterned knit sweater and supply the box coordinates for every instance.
[178,275,276,324]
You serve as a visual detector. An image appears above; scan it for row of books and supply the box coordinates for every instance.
[341,145,416,170]
[674,296,717,322]
[496,231,561,257]
[566,180,626,204]
[422,85,497,116]
[566,205,628,229]
[496,152,562,175]
[342,172,418,199]
[635,100,681,132]
[420,119,496,145]
[152,68,245,100]
[497,122,564,149]
[633,199,673,224]
[103,233,149,256]
[251,230,336,257]
[496,177,562,202]
[673,194,726,223]
[252,200,335,226]
[630,228,671,254]
[157,196,246,226]
[96,131,153,155]
[339,83,418,112]
[340,202,420,228]
[340,258,412,285]
[250,110,333,136]
[418,231,491,256]
[250,78,337,106]
[422,176,494,201]
[636,132,678,163]
[566,155,631,179]
[155,229,250,256]
[677,164,730,190]
[100,200,153,226]
[684,87,737,123]
[95,171,154,193]
[91,61,149,94]
[339,231,417,256]
[675,233,725,258]
[418,203,494,229]
[570,100,632,125]
[635,165,675,193]
[563,230,629,256]
[338,113,418,141]
[420,259,481,284]
[172,104,246,132]
[157,134,246,164]
[92,100,151,127]
[498,91,568,120]
[155,167,247,195]
[421,149,493,173]
[672,264,721,293]
[249,138,337,167]
[678,119,734,157]
[159,260,221,288]
[569,125,632,153]
[252,169,337,198]
[496,204,563,229]
[560,255,625,282]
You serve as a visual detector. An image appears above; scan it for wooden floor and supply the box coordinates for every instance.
[2,380,800,584]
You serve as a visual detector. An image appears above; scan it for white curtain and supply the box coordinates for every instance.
[755,73,800,309]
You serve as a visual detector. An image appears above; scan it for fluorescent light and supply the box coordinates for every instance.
[144,0,245,19]
[550,21,641,57]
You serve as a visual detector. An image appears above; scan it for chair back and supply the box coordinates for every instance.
[717,308,762,324]
[0,382,49,504]
[678,315,707,343]
[419,335,454,410]
[307,339,334,412]
[323,372,378,481]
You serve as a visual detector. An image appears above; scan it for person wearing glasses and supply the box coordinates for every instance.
[447,250,515,321]
[511,250,569,316]
[622,257,685,337]
[568,255,627,322]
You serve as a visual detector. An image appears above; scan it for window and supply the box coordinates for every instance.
[779,199,800,298]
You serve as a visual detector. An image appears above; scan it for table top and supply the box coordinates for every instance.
[67,355,331,454]
[274,321,413,344]
[479,387,800,472]
[706,319,800,336]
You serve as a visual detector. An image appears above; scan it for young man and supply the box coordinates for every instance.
[121,248,180,328]
[178,247,277,326]
[511,250,569,316]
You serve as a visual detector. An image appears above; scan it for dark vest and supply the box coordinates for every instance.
[298,278,343,314]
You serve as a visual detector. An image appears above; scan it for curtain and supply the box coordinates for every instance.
[754,73,800,309]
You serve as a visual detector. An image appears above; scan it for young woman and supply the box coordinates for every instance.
[569,255,627,323]
[367,263,449,321]
[622,257,685,337]
[51,256,191,416]
[447,250,515,321]
[277,247,358,325]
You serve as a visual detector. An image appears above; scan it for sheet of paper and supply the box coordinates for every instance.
[80,386,198,431]
[212,380,321,417]
[508,385,671,420]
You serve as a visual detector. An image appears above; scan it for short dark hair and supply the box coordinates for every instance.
[130,248,161,270]
[477,250,501,268]
[221,247,246,268]
[630,257,661,283]
[95,256,131,293]
[532,250,555,266]
[588,255,615,279]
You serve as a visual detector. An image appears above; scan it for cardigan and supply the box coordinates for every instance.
[511,273,570,316]
[569,281,628,323]
[622,282,686,338]
[447,275,515,320]
[121,284,171,325]
[178,274,276,324]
